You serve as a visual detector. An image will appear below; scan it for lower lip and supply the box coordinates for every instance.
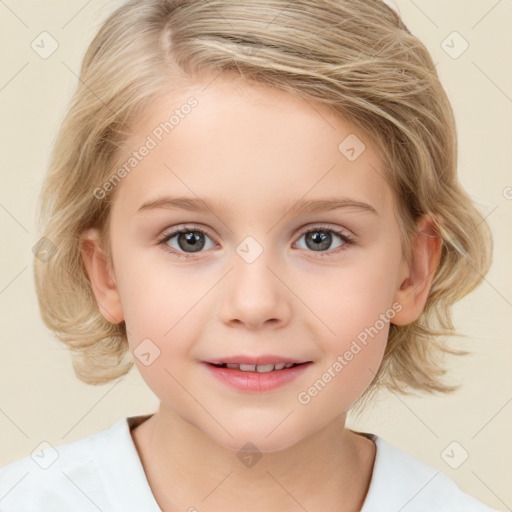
[202,362,313,392]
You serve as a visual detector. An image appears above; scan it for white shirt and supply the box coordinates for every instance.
[0,415,497,511]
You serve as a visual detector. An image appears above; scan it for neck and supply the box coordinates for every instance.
[132,406,375,512]
[131,405,376,512]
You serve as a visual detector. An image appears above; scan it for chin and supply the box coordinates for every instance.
[210,424,306,455]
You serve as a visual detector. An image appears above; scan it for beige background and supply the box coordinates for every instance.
[0,0,511,509]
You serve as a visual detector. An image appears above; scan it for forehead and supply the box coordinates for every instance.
[111,75,394,221]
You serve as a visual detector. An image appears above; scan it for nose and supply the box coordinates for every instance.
[218,249,292,330]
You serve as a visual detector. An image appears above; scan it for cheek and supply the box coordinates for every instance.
[298,244,401,341]
[126,320,198,414]
[113,256,204,386]
[114,246,194,333]
[113,272,192,398]
[297,332,387,416]
[293,247,399,408]
[298,294,392,415]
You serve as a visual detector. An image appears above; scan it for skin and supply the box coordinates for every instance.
[81,74,442,512]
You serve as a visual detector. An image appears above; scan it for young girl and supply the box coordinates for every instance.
[0,0,497,510]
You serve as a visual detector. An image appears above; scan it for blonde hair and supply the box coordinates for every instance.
[34,0,492,407]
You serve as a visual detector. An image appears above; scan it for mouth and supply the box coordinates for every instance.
[203,360,313,392]
[206,361,311,373]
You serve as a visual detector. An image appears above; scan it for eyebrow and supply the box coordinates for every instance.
[135,195,379,216]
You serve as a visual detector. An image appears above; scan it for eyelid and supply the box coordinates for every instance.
[158,224,216,246]
[295,223,354,240]
[158,223,354,246]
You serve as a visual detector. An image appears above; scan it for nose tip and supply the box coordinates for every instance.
[219,263,291,330]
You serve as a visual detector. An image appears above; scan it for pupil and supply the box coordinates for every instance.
[179,231,205,252]
[306,231,331,251]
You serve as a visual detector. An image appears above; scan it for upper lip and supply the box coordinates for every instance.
[203,355,313,366]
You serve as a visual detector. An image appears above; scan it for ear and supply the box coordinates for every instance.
[392,214,443,326]
[80,227,124,324]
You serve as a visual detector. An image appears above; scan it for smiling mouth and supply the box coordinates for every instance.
[208,362,310,372]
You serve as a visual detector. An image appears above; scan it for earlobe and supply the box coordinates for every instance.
[80,228,124,324]
[392,215,443,326]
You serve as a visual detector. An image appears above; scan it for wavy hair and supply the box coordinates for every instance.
[33,0,493,408]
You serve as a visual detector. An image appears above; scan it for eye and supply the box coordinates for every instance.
[295,225,355,257]
[158,225,216,260]
[158,224,355,260]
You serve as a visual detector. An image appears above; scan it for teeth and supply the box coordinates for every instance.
[219,362,300,372]
[239,364,257,372]
[256,364,275,373]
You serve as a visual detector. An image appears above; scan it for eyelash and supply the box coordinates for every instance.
[157,224,355,261]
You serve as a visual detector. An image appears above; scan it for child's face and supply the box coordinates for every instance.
[87,75,426,452]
